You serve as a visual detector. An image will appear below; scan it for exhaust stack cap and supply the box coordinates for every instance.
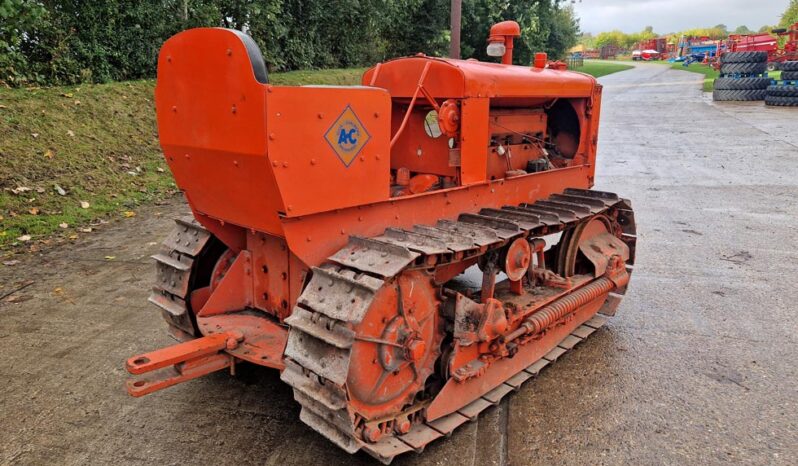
[487,21,521,65]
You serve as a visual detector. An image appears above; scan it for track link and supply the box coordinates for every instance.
[282,188,636,463]
[149,217,212,338]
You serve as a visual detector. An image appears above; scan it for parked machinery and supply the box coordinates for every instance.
[125,21,636,463]
[724,23,798,71]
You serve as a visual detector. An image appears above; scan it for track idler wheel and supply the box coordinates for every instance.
[557,214,627,277]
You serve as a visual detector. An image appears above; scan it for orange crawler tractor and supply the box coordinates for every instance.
[126,21,636,463]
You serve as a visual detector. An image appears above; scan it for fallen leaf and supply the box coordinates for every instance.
[0,104,6,109]
[3,260,20,266]
[28,207,40,215]
[80,227,92,233]
[68,234,78,240]
[62,92,73,98]
[146,242,158,246]
[156,167,165,173]
[17,234,31,242]
[54,184,67,196]
[126,171,138,176]
[80,201,90,209]
[31,132,39,138]
[0,215,3,221]
[11,186,31,194]
[54,287,63,293]
[74,100,81,105]
[59,223,68,229]
[44,149,54,159]
[122,211,136,218]
[35,187,45,193]
[67,130,75,137]
[104,256,116,261]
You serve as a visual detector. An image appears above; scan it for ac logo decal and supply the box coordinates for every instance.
[324,105,370,167]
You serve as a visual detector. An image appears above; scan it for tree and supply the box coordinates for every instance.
[0,0,48,85]
[460,0,580,63]
[733,25,752,34]
[780,0,798,28]
[594,30,626,49]
[578,32,596,49]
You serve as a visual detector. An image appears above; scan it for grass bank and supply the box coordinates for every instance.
[0,68,364,251]
[574,60,634,78]
[671,62,782,91]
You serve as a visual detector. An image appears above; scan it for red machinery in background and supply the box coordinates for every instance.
[725,23,798,71]
[636,38,669,60]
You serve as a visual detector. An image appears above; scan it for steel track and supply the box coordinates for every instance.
[149,217,213,338]
[281,188,637,463]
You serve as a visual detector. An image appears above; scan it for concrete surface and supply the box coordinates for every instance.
[1,62,796,465]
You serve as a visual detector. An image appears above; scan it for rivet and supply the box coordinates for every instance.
[167,56,172,63]
[269,133,276,140]
[306,236,312,242]
[375,155,381,161]
[374,112,379,118]
[310,158,316,165]
[283,161,288,168]
[184,154,190,159]
[360,156,365,162]
[317,113,324,119]
[233,160,239,166]
[287,205,293,211]
[395,214,399,220]
[231,105,237,114]
[340,229,345,234]
[171,105,177,112]
[272,160,279,167]
[226,48,232,56]
[358,216,363,221]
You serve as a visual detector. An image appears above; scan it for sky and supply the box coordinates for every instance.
[573,0,787,34]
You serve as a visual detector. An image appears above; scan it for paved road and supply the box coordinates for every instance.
[1,62,796,465]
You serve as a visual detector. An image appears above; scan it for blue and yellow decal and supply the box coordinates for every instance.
[324,105,371,167]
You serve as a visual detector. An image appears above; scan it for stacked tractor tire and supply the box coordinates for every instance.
[713,51,769,102]
[765,61,798,107]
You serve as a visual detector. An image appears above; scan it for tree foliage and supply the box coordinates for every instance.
[592,27,657,50]
[0,0,581,86]
[781,0,798,28]
[460,0,579,64]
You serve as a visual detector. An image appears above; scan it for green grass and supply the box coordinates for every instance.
[670,62,720,91]
[270,68,366,86]
[574,60,635,78]
[0,68,365,250]
[671,62,782,91]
